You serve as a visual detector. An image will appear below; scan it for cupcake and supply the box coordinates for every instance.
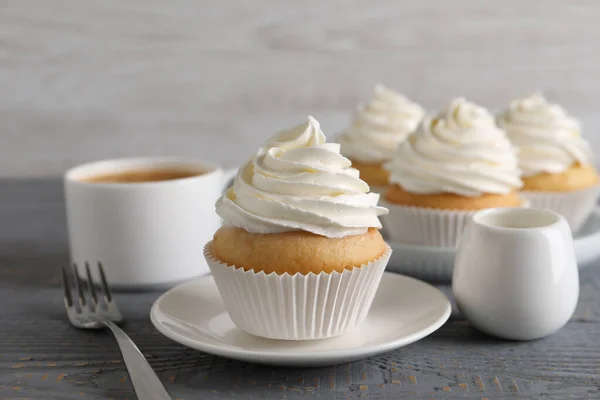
[205,116,390,340]
[382,98,524,247]
[497,93,600,231]
[339,85,425,192]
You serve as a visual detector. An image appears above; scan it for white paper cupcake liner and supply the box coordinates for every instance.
[380,200,475,248]
[521,185,600,232]
[380,199,530,248]
[204,241,392,340]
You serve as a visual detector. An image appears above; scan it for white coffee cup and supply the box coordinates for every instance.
[453,207,579,340]
[64,157,237,289]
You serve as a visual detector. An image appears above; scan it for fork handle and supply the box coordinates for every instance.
[101,319,172,400]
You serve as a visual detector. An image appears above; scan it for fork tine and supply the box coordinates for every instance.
[72,263,86,307]
[97,262,112,303]
[96,262,122,322]
[61,265,73,307]
[85,262,98,310]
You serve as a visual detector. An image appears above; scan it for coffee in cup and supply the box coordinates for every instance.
[80,167,206,184]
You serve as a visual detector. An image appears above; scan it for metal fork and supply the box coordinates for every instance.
[61,262,172,400]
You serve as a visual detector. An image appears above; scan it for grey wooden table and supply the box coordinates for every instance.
[1,180,600,400]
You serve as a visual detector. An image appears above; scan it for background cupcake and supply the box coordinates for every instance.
[339,85,424,192]
[206,116,390,340]
[382,98,524,247]
[498,93,599,231]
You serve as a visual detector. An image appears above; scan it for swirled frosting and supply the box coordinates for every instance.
[216,116,388,238]
[497,93,594,177]
[385,98,522,197]
[339,85,425,163]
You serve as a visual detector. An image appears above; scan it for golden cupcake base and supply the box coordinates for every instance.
[351,160,390,187]
[522,164,599,192]
[384,184,523,210]
[211,227,386,275]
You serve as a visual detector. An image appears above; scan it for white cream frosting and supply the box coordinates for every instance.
[385,98,523,197]
[216,116,388,238]
[497,93,594,177]
[339,85,425,164]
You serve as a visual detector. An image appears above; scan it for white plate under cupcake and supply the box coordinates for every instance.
[385,207,600,282]
[150,272,451,367]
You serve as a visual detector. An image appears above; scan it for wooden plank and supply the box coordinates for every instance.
[1,1,600,177]
[1,179,600,398]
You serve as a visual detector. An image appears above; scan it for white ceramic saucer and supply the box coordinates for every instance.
[386,207,600,282]
[150,272,451,367]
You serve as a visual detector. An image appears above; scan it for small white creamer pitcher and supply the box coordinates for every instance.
[453,207,579,340]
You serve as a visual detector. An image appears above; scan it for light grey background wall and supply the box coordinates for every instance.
[2,1,599,177]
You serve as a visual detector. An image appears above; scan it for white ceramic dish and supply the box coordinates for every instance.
[150,272,451,367]
[65,157,237,288]
[453,208,579,340]
[386,207,600,282]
